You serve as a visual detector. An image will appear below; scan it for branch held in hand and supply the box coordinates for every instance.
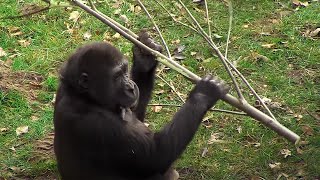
[69,0,300,144]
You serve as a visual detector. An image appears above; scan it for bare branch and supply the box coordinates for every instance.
[70,0,299,143]
[137,0,171,58]
[204,0,211,39]
[148,104,247,115]
[224,0,232,59]
[87,0,97,11]
[156,75,185,103]
[154,1,199,33]
[177,0,246,103]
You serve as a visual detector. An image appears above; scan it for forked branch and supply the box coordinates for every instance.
[69,0,300,144]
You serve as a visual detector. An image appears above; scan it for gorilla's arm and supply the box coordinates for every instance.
[112,77,228,176]
[131,31,162,121]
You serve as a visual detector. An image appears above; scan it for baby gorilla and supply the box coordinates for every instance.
[53,30,229,180]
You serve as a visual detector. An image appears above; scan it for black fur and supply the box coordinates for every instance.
[53,30,229,180]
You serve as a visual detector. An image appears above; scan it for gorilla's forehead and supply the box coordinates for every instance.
[113,58,128,72]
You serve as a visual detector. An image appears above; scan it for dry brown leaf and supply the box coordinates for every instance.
[301,125,313,135]
[134,5,141,13]
[18,39,31,47]
[155,89,165,95]
[190,52,197,56]
[152,106,162,113]
[208,132,226,144]
[280,149,292,158]
[269,162,281,169]
[10,166,23,173]
[112,33,121,39]
[16,126,29,136]
[31,115,39,122]
[8,26,23,36]
[309,28,320,37]
[171,39,180,44]
[120,14,129,24]
[243,24,249,28]
[0,47,7,57]
[201,147,208,157]
[261,43,276,49]
[114,9,121,15]
[69,11,80,22]
[296,146,303,154]
[1,127,9,132]
[112,1,123,8]
[83,31,92,40]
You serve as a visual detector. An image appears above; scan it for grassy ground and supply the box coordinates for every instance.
[0,0,319,179]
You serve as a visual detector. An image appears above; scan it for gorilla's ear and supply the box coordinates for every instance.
[78,73,89,90]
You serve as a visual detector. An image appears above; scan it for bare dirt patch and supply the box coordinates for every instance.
[0,61,43,100]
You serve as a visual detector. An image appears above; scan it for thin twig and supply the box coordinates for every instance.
[222,1,245,102]
[137,0,171,58]
[178,0,246,103]
[87,0,97,11]
[224,0,232,59]
[156,75,185,103]
[204,0,211,39]
[1,6,50,19]
[154,1,199,33]
[148,104,247,115]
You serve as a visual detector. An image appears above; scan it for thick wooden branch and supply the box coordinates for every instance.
[70,0,300,144]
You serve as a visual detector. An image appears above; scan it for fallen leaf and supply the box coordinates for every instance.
[69,11,80,22]
[280,149,292,158]
[134,5,141,13]
[112,33,121,39]
[31,115,39,122]
[10,166,23,173]
[120,14,129,24]
[301,125,313,135]
[190,52,197,56]
[171,39,180,44]
[236,126,242,133]
[112,1,123,8]
[152,106,162,113]
[83,31,92,40]
[8,26,23,36]
[144,123,150,127]
[16,126,29,136]
[9,146,16,152]
[48,95,55,106]
[18,39,31,47]
[252,53,269,62]
[212,33,223,39]
[208,132,226,144]
[269,162,281,169]
[0,47,7,57]
[309,28,320,37]
[155,89,165,95]
[114,9,121,15]
[1,127,9,132]
[201,147,208,157]
[261,43,275,49]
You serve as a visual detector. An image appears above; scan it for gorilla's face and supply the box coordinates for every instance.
[111,58,139,109]
[71,42,139,110]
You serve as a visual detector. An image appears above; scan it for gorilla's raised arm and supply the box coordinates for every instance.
[131,30,162,122]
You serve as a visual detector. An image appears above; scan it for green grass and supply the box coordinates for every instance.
[0,0,319,179]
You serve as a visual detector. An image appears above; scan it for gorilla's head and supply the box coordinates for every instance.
[60,42,139,110]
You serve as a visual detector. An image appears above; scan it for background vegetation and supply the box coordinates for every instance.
[0,0,319,179]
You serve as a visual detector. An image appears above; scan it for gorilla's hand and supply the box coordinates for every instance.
[189,75,230,109]
[133,29,163,72]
